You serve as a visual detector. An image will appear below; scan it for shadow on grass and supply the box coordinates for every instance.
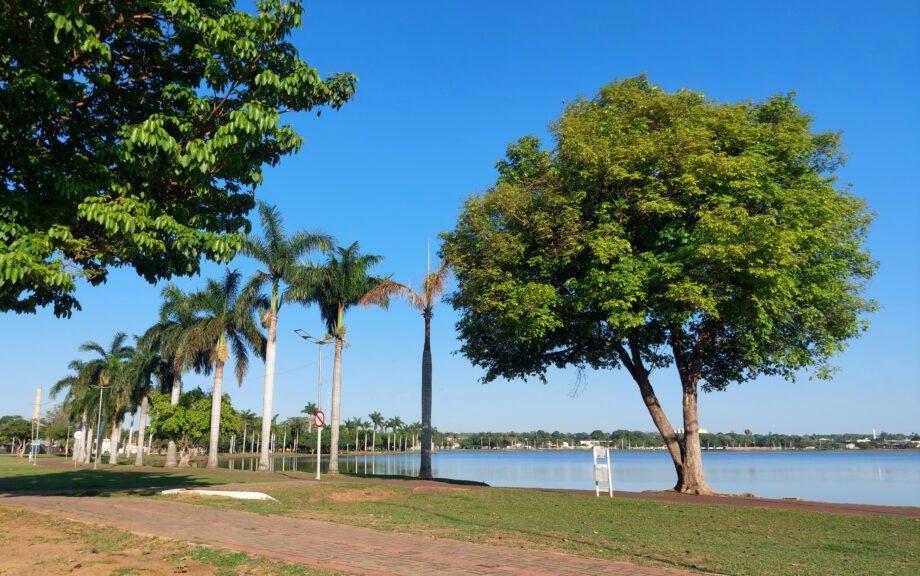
[340,472,489,487]
[0,468,220,497]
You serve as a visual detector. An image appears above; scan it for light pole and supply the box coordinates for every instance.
[295,329,331,481]
[91,384,108,470]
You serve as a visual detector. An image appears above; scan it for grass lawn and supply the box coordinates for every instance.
[0,455,296,493]
[2,456,917,576]
[0,505,343,575]
[163,477,920,576]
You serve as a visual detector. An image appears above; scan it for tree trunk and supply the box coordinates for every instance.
[134,395,149,466]
[632,370,684,483]
[165,376,182,467]
[259,299,279,470]
[207,360,225,468]
[124,413,135,457]
[419,312,434,479]
[677,378,712,494]
[328,337,344,473]
[372,428,376,452]
[108,420,119,465]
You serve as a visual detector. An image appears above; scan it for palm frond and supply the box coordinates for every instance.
[360,280,423,311]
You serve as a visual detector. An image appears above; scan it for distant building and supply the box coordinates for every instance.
[673,428,709,435]
[579,440,605,448]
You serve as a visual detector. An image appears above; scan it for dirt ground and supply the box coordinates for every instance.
[0,506,330,576]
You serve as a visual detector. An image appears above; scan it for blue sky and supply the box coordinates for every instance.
[4,0,918,434]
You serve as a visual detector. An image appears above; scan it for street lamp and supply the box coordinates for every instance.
[91,384,109,470]
[295,329,331,480]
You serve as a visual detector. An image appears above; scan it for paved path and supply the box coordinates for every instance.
[2,495,704,576]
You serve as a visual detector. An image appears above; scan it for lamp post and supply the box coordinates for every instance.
[295,329,331,480]
[91,384,108,470]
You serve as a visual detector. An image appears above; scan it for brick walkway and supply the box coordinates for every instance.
[3,495,704,576]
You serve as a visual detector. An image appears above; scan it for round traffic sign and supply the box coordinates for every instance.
[314,410,325,428]
[73,430,83,440]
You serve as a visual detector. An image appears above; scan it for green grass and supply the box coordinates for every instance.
[0,455,296,493]
[171,479,920,576]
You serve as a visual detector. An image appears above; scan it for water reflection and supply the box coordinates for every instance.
[218,449,920,506]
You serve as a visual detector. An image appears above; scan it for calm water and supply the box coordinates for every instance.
[222,449,920,506]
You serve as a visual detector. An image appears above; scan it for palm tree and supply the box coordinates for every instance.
[387,416,404,452]
[243,202,332,470]
[155,283,203,466]
[369,411,384,452]
[126,330,181,466]
[238,409,257,453]
[361,261,449,478]
[342,417,357,452]
[302,403,318,435]
[353,417,367,452]
[51,360,95,463]
[290,242,383,473]
[184,270,267,468]
[77,333,134,465]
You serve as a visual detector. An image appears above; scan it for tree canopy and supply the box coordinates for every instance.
[442,76,876,492]
[0,0,356,316]
[149,387,239,454]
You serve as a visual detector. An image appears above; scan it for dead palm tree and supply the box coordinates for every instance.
[361,261,449,478]
[243,202,332,470]
[288,242,384,473]
[184,269,267,468]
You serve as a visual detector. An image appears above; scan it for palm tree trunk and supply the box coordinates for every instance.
[420,311,433,478]
[165,376,182,467]
[372,428,376,452]
[259,299,279,470]
[134,395,149,466]
[207,360,225,468]
[108,420,120,465]
[328,337,344,473]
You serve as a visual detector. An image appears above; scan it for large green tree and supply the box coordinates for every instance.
[0,0,356,317]
[149,387,239,464]
[442,77,876,494]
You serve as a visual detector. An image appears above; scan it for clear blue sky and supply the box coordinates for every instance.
[3,0,918,434]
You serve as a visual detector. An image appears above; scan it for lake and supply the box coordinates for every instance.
[223,449,920,507]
